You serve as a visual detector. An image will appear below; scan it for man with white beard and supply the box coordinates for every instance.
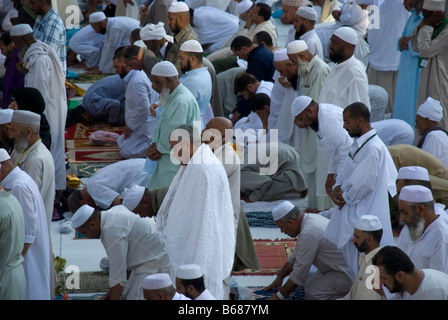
[396,185,448,274]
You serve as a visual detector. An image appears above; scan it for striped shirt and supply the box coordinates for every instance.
[33,7,67,74]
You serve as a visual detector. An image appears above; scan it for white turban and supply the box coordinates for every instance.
[291,95,312,117]
[417,97,443,122]
[399,185,434,203]
[287,40,308,54]
[168,1,189,13]
[89,11,106,23]
[143,273,172,290]
[151,61,178,77]
[273,48,289,62]
[177,264,203,280]
[122,185,145,211]
[423,0,446,11]
[0,109,14,125]
[237,0,253,14]
[12,110,41,126]
[282,0,311,6]
[397,166,430,181]
[10,9,19,19]
[71,204,95,229]
[180,39,203,53]
[10,24,33,37]
[354,215,382,232]
[0,148,10,162]
[340,3,367,27]
[272,200,295,221]
[140,22,173,43]
[296,6,317,21]
[333,26,358,46]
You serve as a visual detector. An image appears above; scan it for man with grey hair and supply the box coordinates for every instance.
[145,61,201,189]
[396,185,448,274]
[266,200,352,300]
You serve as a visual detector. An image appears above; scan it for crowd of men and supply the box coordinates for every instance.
[1,0,448,301]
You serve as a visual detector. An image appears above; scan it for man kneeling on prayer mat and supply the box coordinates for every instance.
[71,204,173,300]
[266,201,353,300]
[143,273,190,300]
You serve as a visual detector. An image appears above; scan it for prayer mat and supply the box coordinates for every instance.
[65,123,123,164]
[232,239,296,276]
[68,162,112,179]
[247,287,305,300]
[245,211,277,228]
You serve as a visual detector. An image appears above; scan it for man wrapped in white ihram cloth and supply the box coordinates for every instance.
[155,124,235,300]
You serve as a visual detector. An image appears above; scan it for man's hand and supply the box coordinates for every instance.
[331,185,346,209]
[16,61,28,74]
[325,173,336,197]
[398,36,410,51]
[146,142,162,161]
[123,125,132,139]
[232,110,242,124]
[123,0,135,7]
[150,103,159,117]
[278,75,291,88]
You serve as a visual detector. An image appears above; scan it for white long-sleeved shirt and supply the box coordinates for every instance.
[421,130,448,170]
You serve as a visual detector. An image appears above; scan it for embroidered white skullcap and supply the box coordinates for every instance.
[10,9,19,19]
[0,148,10,162]
[143,273,173,290]
[296,6,317,21]
[122,185,145,211]
[333,26,358,45]
[291,95,312,117]
[282,0,311,6]
[168,1,189,13]
[397,166,430,181]
[89,11,106,23]
[140,22,173,42]
[423,0,446,11]
[237,0,253,14]
[12,110,41,126]
[180,39,203,53]
[0,109,14,125]
[287,40,308,54]
[399,185,434,203]
[10,24,33,36]
[417,97,443,122]
[272,200,296,221]
[71,204,95,229]
[151,61,178,77]
[354,215,382,232]
[177,264,203,280]
[273,48,289,62]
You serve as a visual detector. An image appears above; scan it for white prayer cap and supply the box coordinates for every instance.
[71,204,95,229]
[273,48,289,62]
[296,6,317,21]
[10,9,19,19]
[168,1,189,13]
[291,95,312,117]
[151,61,178,78]
[140,22,167,41]
[0,148,10,162]
[12,110,41,126]
[417,97,443,122]
[272,200,296,221]
[122,185,145,211]
[287,40,308,54]
[89,11,106,23]
[177,264,203,280]
[397,166,430,181]
[354,215,382,232]
[340,3,367,27]
[180,39,203,53]
[423,0,446,11]
[333,26,358,46]
[237,0,253,14]
[10,24,33,37]
[282,0,311,6]
[0,109,14,125]
[399,185,434,203]
[143,273,172,290]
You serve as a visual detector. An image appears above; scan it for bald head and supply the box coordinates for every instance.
[203,117,233,149]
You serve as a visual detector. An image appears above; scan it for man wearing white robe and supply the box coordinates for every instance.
[319,102,397,279]
[156,124,235,300]
[0,149,51,300]
[364,0,409,115]
[10,24,67,197]
[89,12,140,74]
[68,24,106,69]
[318,26,371,110]
[293,6,324,59]
[71,204,173,300]
[114,47,159,159]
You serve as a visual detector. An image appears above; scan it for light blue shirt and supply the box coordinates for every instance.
[179,66,212,116]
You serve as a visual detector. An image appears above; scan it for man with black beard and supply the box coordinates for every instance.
[341,215,384,300]
[293,6,323,59]
[317,26,370,110]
